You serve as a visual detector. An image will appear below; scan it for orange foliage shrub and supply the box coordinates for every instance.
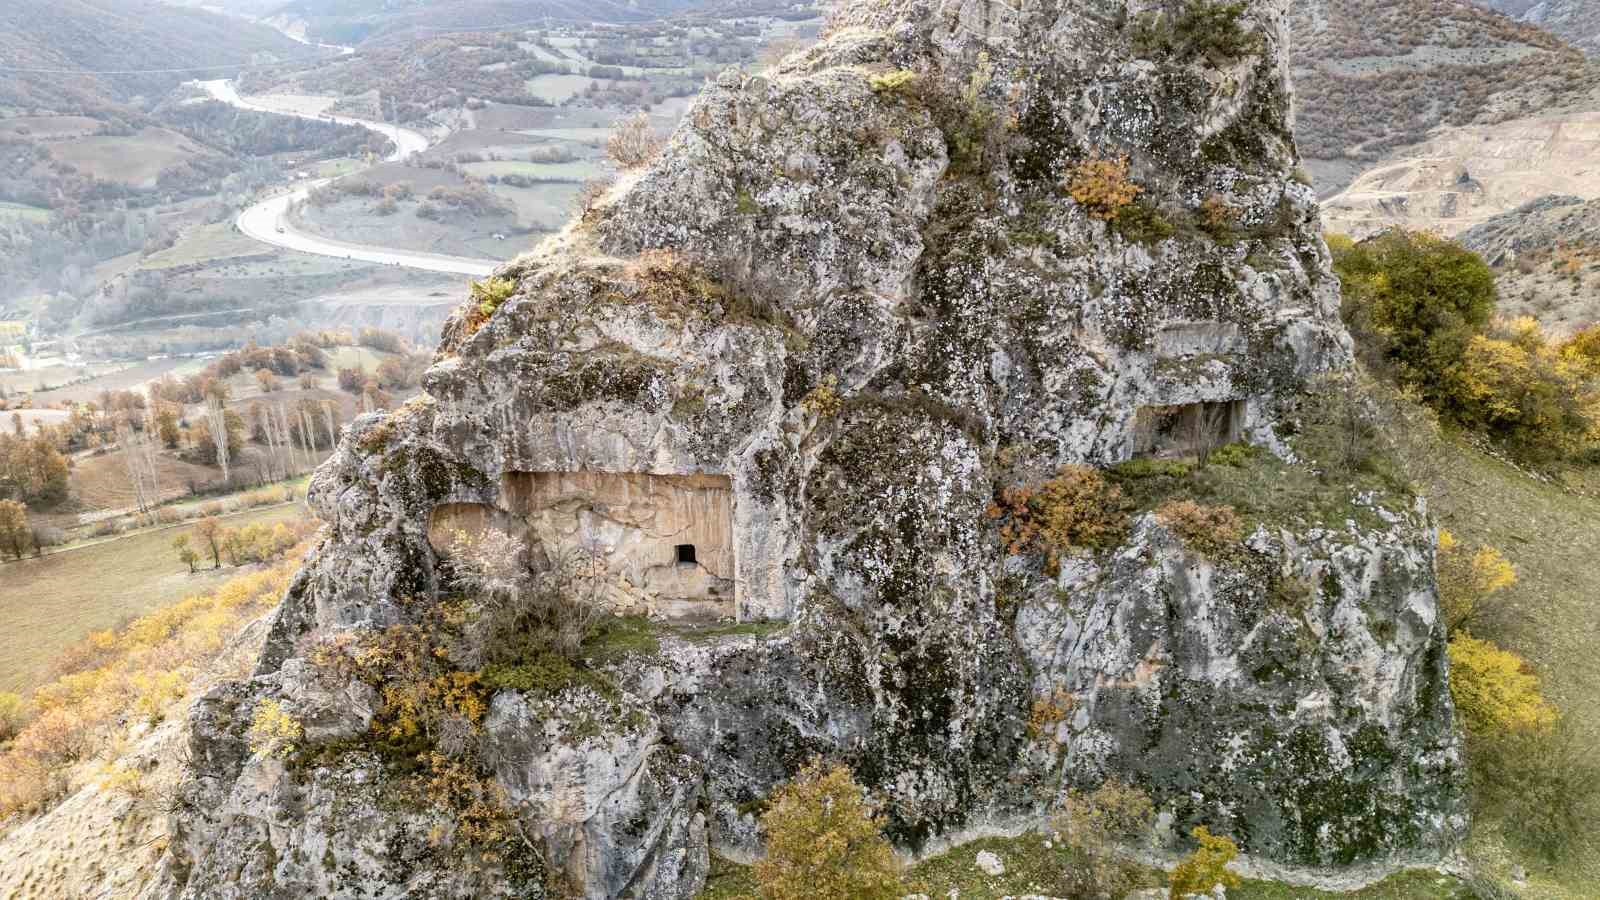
[1065,155,1141,221]
[988,465,1128,571]
[1154,500,1244,558]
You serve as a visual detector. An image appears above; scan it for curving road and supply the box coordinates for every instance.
[197,79,497,277]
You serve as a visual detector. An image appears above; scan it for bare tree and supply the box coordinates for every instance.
[322,400,339,451]
[1186,402,1234,468]
[283,403,304,470]
[116,423,149,514]
[204,395,231,486]
[605,113,663,169]
[257,403,281,481]
[444,528,609,662]
[116,415,161,514]
[300,404,318,461]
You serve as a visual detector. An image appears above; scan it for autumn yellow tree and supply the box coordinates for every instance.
[1436,530,1515,635]
[192,516,225,569]
[173,533,200,574]
[1445,318,1596,458]
[755,759,901,900]
[1448,634,1558,737]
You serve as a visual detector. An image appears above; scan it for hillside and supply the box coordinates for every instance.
[1456,194,1600,335]
[1317,107,1600,239]
[0,0,320,115]
[1481,0,1600,57]
[1288,0,1598,194]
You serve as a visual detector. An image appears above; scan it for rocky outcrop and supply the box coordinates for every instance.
[159,0,1466,896]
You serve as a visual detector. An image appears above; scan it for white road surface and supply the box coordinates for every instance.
[197,79,497,277]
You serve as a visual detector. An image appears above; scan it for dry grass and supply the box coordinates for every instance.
[67,450,221,513]
[1418,436,1600,895]
[0,504,305,693]
[44,128,211,186]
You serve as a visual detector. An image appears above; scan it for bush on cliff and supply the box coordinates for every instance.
[988,465,1128,572]
[1053,779,1155,900]
[1168,825,1241,899]
[754,759,902,900]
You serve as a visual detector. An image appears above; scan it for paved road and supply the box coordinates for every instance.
[196,80,497,277]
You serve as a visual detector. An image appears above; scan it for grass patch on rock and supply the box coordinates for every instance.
[1107,442,1402,535]
[695,834,1474,899]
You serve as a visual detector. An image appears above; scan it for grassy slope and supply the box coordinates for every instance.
[0,503,303,693]
[1420,439,1600,896]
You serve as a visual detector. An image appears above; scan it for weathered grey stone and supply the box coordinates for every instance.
[157,0,1465,895]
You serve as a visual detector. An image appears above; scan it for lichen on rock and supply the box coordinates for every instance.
[157,0,1465,896]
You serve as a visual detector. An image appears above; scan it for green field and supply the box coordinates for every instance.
[495,182,584,230]
[325,345,396,371]
[513,127,615,145]
[0,201,49,223]
[0,115,99,139]
[139,222,272,269]
[0,503,306,693]
[0,362,126,394]
[46,127,211,186]
[525,73,596,104]
[1422,439,1600,896]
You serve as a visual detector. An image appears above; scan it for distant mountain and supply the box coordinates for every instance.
[1288,0,1598,193]
[1479,0,1600,56]
[0,0,320,114]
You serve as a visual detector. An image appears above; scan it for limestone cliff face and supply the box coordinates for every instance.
[158,0,1465,896]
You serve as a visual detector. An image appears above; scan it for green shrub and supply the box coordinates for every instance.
[1114,201,1175,244]
[1471,719,1600,864]
[1132,1,1264,65]
[1204,442,1258,468]
[947,52,996,174]
[868,69,919,97]
[463,277,517,335]
[1112,457,1194,479]
[1332,230,1495,407]
[755,759,902,900]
